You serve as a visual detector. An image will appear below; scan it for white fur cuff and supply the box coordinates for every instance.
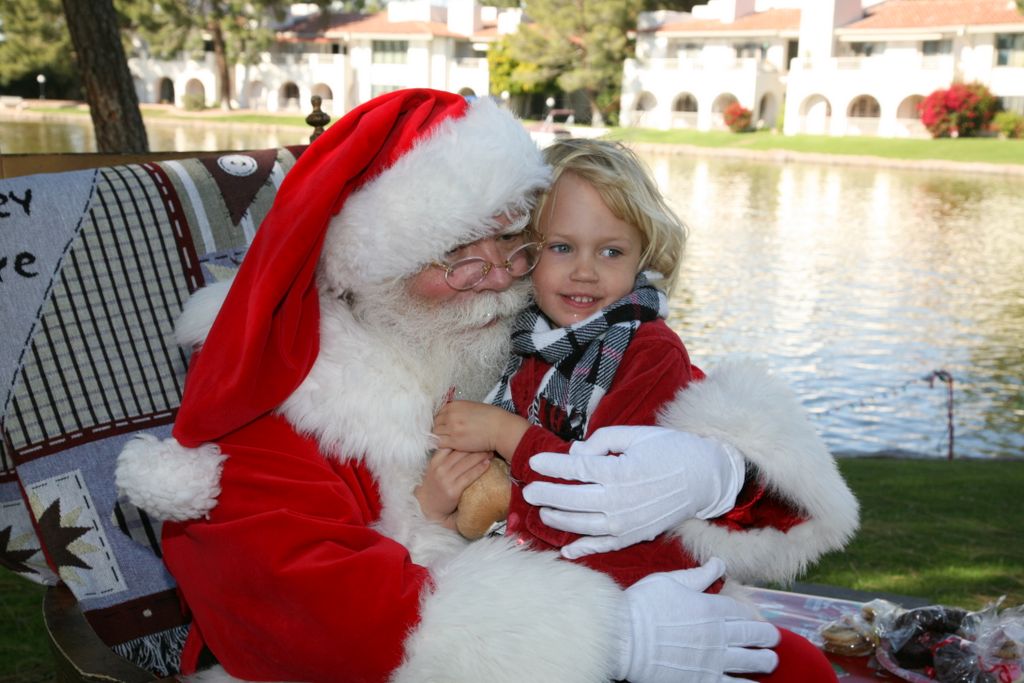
[658,357,859,583]
[116,433,226,521]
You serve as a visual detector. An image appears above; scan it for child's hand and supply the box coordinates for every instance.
[415,448,492,530]
[434,400,529,460]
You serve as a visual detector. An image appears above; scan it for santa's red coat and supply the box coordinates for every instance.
[132,301,859,682]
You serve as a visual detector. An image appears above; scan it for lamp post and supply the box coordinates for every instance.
[36,74,47,100]
[500,90,510,110]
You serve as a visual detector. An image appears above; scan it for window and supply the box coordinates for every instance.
[786,40,799,69]
[922,39,952,55]
[734,42,767,60]
[996,33,1024,67]
[999,96,1024,115]
[372,40,408,64]
[669,40,701,58]
[850,41,884,57]
[454,41,486,62]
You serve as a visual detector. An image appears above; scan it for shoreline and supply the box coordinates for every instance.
[622,140,1024,177]
[4,103,1023,177]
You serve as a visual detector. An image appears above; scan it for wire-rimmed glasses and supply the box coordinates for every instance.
[432,239,543,291]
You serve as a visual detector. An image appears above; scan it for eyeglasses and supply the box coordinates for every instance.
[432,239,543,291]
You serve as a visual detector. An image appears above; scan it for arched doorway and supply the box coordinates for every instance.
[896,94,926,137]
[279,82,300,111]
[847,94,881,135]
[758,92,777,128]
[711,93,738,130]
[157,77,175,105]
[184,79,206,110]
[799,94,832,135]
[312,83,335,115]
[671,92,698,129]
[631,91,656,126]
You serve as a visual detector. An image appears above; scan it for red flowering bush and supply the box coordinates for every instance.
[918,82,999,138]
[723,102,753,132]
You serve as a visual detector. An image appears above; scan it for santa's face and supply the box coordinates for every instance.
[407,219,530,316]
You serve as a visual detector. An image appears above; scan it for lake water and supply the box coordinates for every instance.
[4,118,1023,459]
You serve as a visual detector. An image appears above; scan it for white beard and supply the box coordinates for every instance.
[352,279,531,405]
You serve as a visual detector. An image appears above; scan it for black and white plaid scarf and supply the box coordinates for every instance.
[485,273,669,441]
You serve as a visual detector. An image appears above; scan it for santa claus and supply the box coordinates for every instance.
[117,89,858,682]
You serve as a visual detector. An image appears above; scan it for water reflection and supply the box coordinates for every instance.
[646,151,1024,459]
[0,118,307,154]
[3,119,1021,458]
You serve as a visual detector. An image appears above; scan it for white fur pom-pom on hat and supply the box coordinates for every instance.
[116,434,226,521]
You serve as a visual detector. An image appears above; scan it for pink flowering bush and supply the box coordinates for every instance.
[918,82,999,138]
[723,102,753,132]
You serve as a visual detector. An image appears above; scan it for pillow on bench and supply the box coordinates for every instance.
[1,146,304,675]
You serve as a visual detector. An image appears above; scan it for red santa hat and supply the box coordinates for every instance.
[176,88,547,448]
[116,89,549,519]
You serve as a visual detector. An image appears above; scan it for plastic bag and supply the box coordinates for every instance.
[818,597,1023,683]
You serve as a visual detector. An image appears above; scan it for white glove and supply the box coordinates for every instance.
[523,426,745,559]
[615,558,780,683]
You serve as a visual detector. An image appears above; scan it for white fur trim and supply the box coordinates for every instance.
[279,297,469,566]
[321,97,550,291]
[115,434,225,521]
[658,358,860,584]
[174,278,234,349]
[392,537,623,683]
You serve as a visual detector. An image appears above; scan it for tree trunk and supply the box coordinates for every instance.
[587,90,605,127]
[62,0,149,153]
[210,11,232,110]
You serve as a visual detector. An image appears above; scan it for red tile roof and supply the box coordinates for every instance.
[279,11,366,38]
[844,0,1024,30]
[657,8,801,34]
[324,12,463,38]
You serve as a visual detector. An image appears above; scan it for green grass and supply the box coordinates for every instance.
[0,457,1020,678]
[798,457,1024,610]
[605,126,1024,166]
[0,573,52,682]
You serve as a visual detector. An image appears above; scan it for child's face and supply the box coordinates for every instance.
[532,172,644,327]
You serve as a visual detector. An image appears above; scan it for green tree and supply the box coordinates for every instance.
[508,0,642,126]
[0,0,78,97]
[489,35,551,97]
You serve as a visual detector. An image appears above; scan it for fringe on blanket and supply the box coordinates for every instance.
[111,622,190,677]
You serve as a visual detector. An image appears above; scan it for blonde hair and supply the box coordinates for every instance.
[534,138,688,296]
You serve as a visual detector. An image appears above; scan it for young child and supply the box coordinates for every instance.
[424,138,840,683]
[430,138,711,587]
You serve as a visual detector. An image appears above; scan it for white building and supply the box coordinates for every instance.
[128,1,518,117]
[621,0,1024,137]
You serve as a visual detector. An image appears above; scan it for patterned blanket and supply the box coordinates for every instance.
[0,147,302,674]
